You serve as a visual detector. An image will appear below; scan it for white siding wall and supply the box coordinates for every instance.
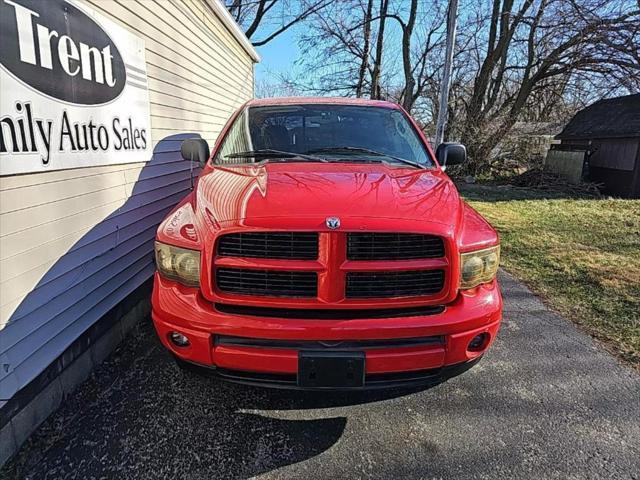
[0,0,255,400]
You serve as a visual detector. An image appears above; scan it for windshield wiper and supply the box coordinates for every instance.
[225,149,328,163]
[306,146,425,169]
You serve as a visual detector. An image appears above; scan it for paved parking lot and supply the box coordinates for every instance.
[2,272,639,479]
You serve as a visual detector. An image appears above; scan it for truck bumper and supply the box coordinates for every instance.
[151,273,502,389]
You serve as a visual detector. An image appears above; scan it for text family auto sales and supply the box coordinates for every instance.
[2,102,148,165]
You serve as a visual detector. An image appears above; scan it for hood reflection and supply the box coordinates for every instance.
[196,163,458,227]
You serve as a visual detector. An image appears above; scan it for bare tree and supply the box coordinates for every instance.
[295,0,379,95]
[296,0,445,109]
[226,0,331,46]
[258,0,639,178]
[454,0,640,174]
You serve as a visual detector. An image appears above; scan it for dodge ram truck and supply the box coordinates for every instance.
[152,97,502,390]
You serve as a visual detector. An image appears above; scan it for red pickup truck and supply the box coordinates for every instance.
[152,97,502,390]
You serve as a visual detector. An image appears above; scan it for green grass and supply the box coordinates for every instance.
[459,184,640,367]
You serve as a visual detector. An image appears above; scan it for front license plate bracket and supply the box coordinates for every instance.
[298,351,365,388]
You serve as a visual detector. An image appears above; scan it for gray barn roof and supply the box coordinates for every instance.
[556,94,640,140]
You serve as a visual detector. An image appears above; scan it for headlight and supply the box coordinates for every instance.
[460,245,500,289]
[155,241,201,287]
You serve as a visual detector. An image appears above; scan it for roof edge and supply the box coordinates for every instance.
[556,133,640,141]
[247,96,401,107]
[204,0,261,63]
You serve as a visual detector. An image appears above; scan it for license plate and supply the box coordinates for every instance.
[298,351,365,388]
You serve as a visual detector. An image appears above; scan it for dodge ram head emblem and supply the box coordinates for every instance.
[326,217,341,229]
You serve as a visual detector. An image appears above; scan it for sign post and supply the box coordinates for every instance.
[434,0,459,148]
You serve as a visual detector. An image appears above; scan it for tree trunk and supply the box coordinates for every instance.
[400,0,418,111]
[370,0,388,99]
[356,0,374,97]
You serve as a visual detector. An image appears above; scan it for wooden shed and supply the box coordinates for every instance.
[552,94,640,198]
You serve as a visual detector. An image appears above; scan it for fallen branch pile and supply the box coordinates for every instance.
[506,168,603,197]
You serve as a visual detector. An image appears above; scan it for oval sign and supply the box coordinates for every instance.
[0,0,126,105]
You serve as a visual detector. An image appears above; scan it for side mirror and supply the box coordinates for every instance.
[436,142,466,166]
[181,138,210,167]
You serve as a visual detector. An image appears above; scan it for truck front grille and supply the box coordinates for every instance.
[347,233,444,260]
[213,231,448,302]
[216,268,317,297]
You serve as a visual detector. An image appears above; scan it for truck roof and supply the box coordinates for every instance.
[246,96,401,109]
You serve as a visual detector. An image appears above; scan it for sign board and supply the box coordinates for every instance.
[0,0,152,175]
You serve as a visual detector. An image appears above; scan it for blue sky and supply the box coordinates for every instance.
[254,27,301,85]
[250,9,411,93]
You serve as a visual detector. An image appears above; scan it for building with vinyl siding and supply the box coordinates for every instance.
[0,0,258,464]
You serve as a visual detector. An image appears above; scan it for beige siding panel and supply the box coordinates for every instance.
[151,110,226,129]
[152,128,217,146]
[151,115,226,132]
[1,228,94,285]
[150,102,230,124]
[149,91,229,118]
[85,0,253,95]
[149,0,254,72]
[0,185,186,312]
[179,0,249,60]
[0,171,129,214]
[184,0,252,62]
[0,163,141,192]
[159,0,253,70]
[0,0,255,400]
[145,64,251,112]
[1,200,127,261]
[145,48,251,106]
[144,48,252,104]
[146,79,247,119]
[0,186,126,236]
[161,0,253,71]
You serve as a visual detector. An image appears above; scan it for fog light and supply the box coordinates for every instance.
[468,333,488,352]
[169,331,190,347]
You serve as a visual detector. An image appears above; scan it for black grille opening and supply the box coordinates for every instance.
[215,335,445,350]
[217,232,318,260]
[365,368,442,384]
[215,303,445,319]
[216,368,297,386]
[347,233,445,260]
[216,268,317,297]
[215,366,448,389]
[346,270,445,298]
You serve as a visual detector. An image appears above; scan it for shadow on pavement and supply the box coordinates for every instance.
[2,317,434,480]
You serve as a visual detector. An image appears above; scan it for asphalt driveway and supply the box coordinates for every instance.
[2,272,639,479]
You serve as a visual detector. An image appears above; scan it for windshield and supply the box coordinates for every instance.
[214,104,434,167]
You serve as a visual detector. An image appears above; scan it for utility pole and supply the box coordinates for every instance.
[434,0,459,146]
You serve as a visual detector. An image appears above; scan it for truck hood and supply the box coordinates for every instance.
[194,163,462,229]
